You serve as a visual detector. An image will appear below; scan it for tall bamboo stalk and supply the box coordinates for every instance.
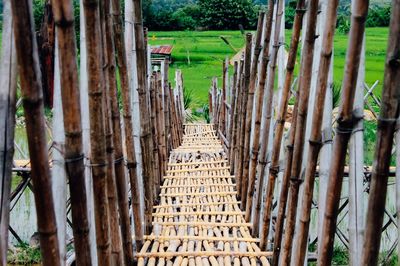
[233,58,244,176]
[132,0,155,234]
[221,59,227,135]
[150,74,161,198]
[10,1,61,265]
[52,1,93,265]
[228,61,238,150]
[82,0,112,264]
[0,1,17,263]
[111,0,139,258]
[109,0,136,261]
[256,0,306,246]
[361,1,400,264]
[246,0,282,223]
[291,0,339,263]
[318,0,369,264]
[240,12,265,207]
[236,34,252,197]
[279,0,319,263]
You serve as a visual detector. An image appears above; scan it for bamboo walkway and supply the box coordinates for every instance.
[137,124,271,265]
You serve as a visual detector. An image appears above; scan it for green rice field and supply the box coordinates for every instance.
[148,27,388,105]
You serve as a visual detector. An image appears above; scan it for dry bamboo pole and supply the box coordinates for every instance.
[100,0,125,264]
[10,1,61,265]
[0,0,17,263]
[240,12,265,208]
[157,72,167,179]
[82,0,112,264]
[233,58,245,175]
[133,0,156,235]
[150,74,161,197]
[111,0,141,257]
[291,0,340,263]
[236,34,252,198]
[51,1,92,264]
[246,0,282,223]
[229,61,240,172]
[256,0,306,245]
[361,1,400,264]
[279,0,319,263]
[228,62,239,145]
[318,0,369,264]
[221,59,227,135]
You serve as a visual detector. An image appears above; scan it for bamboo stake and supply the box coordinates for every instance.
[133,0,156,235]
[111,0,141,257]
[52,1,93,264]
[110,0,136,261]
[246,0,282,223]
[233,58,244,176]
[221,59,227,135]
[10,1,61,264]
[279,0,319,263]
[318,0,369,264]
[256,0,306,246]
[82,0,112,264]
[150,74,161,197]
[157,72,167,180]
[240,12,265,208]
[236,34,252,197]
[100,0,125,264]
[0,1,17,263]
[291,0,340,263]
[228,61,238,154]
[361,1,400,264]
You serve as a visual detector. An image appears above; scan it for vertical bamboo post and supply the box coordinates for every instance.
[240,12,265,208]
[290,0,340,263]
[279,0,319,263]
[157,72,167,178]
[361,1,400,264]
[221,59,227,135]
[0,0,17,263]
[348,38,366,266]
[236,34,252,198]
[318,0,369,264]
[10,1,61,264]
[82,0,112,264]
[79,1,98,263]
[233,58,244,175]
[132,0,155,235]
[99,0,125,263]
[110,0,136,260]
[246,0,282,223]
[52,1,93,264]
[228,61,239,170]
[150,74,161,197]
[257,0,306,248]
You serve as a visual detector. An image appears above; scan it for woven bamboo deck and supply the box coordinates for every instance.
[137,124,271,266]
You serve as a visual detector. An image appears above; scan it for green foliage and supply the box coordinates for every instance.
[332,247,349,265]
[198,0,257,30]
[366,5,391,27]
[201,104,211,123]
[7,242,42,264]
[285,0,297,29]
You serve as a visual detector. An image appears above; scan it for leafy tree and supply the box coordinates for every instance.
[198,0,257,30]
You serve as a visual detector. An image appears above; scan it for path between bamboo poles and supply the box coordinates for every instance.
[137,124,271,266]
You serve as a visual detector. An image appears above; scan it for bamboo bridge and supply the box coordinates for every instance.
[137,124,270,265]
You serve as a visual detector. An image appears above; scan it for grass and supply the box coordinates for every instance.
[148,27,389,105]
[7,242,41,265]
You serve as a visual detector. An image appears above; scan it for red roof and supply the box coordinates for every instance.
[151,45,173,55]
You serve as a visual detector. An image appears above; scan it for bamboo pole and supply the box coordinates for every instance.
[279,0,319,263]
[0,1,17,263]
[110,0,136,261]
[157,72,167,180]
[221,59,227,135]
[246,0,282,223]
[132,0,156,235]
[257,0,306,247]
[348,36,365,266]
[240,12,265,208]
[150,74,161,197]
[82,0,112,264]
[10,1,61,265]
[361,1,400,264]
[233,58,244,177]
[318,0,369,264]
[290,0,339,263]
[52,1,93,264]
[236,34,252,198]
[79,2,98,263]
[229,61,239,172]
